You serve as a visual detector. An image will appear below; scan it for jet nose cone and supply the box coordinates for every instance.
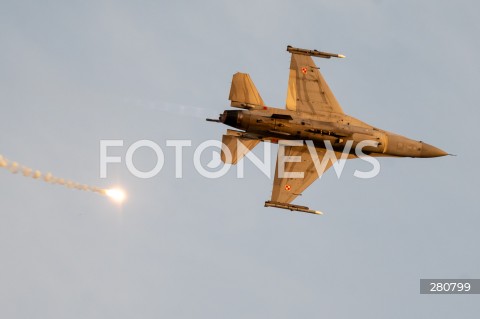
[420,142,448,158]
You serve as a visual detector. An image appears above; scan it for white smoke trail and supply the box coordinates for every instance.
[127,99,219,119]
[0,154,125,203]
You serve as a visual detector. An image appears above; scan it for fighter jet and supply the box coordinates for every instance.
[207,46,448,215]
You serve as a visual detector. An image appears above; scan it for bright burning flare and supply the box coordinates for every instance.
[105,188,127,203]
[1,154,128,204]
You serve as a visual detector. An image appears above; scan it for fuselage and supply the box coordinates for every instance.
[219,107,447,158]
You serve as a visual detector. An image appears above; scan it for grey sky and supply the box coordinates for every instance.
[1,0,479,318]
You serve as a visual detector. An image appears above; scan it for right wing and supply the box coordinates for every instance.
[286,53,344,114]
[270,143,355,204]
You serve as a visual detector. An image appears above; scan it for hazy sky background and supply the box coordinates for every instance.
[1,0,479,318]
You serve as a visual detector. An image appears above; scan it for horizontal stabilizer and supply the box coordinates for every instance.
[229,73,265,110]
[221,132,260,164]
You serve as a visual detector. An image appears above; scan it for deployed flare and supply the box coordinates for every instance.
[104,188,127,203]
[0,153,126,203]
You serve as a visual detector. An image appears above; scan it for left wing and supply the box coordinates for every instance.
[270,144,355,204]
[286,53,344,114]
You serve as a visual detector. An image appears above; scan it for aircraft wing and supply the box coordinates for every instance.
[270,144,354,204]
[286,53,344,114]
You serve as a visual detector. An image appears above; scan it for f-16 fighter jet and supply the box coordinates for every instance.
[207,46,448,215]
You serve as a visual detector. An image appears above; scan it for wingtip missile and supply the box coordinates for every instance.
[287,45,345,59]
[264,200,323,216]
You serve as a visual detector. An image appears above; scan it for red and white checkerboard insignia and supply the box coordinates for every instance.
[284,184,292,191]
[301,67,308,74]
